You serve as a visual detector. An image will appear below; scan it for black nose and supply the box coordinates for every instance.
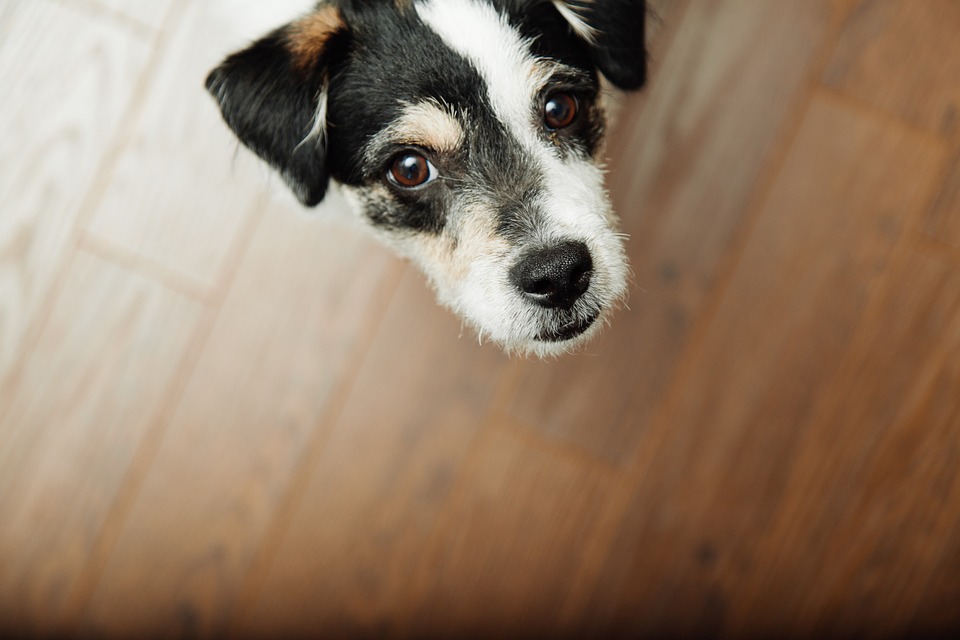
[510,241,593,310]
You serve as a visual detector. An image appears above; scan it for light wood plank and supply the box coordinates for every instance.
[79,193,396,637]
[823,0,960,138]
[0,0,150,385]
[0,250,202,635]
[506,0,836,465]
[93,0,176,30]
[578,95,946,635]
[85,0,314,290]
[233,268,509,637]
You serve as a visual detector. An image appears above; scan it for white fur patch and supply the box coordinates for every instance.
[417,0,550,143]
[408,0,629,356]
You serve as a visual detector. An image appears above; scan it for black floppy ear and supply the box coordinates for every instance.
[553,0,647,90]
[205,7,345,207]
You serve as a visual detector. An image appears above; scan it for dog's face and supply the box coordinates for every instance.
[207,0,646,356]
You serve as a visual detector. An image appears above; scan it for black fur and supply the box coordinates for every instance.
[205,0,646,218]
[558,0,647,89]
[205,25,338,206]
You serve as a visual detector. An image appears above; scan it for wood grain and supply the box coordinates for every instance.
[578,94,946,636]
[0,250,201,634]
[728,247,960,635]
[84,0,311,290]
[407,426,618,637]
[505,0,836,466]
[92,0,176,30]
[79,194,395,637]
[908,353,960,635]
[922,152,960,253]
[823,0,960,138]
[2,0,960,637]
[233,267,510,637]
[0,0,149,386]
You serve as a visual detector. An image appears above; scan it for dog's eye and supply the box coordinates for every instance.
[387,152,436,188]
[544,92,578,130]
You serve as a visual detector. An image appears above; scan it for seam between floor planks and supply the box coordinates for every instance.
[50,0,158,38]
[0,0,186,422]
[224,263,411,633]
[21,0,217,625]
[62,170,268,629]
[78,232,212,303]
[548,1,863,627]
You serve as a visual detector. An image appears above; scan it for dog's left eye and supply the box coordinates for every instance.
[544,92,578,130]
[387,152,437,189]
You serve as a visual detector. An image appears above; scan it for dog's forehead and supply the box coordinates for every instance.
[325,0,595,179]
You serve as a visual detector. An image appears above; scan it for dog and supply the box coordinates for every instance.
[206,0,646,357]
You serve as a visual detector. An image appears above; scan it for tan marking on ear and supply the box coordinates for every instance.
[287,5,344,71]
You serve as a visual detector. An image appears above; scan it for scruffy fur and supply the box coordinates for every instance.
[207,0,647,357]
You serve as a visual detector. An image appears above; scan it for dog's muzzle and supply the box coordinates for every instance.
[510,240,599,342]
[509,240,593,310]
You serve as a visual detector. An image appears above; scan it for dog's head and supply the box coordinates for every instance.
[207,0,646,356]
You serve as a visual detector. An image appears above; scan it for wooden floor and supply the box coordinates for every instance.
[2,0,960,636]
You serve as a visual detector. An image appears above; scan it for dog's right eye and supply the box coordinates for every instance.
[387,152,436,189]
[544,92,579,130]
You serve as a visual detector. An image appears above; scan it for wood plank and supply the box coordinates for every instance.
[0,0,150,386]
[575,95,947,636]
[406,427,618,636]
[506,0,836,465]
[823,0,960,138]
[922,151,960,252]
[78,193,396,637]
[0,250,202,636]
[908,370,960,636]
[723,249,960,635]
[0,1,16,31]
[93,0,176,30]
[232,268,510,638]
[84,0,312,290]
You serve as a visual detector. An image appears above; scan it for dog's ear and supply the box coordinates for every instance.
[205,7,345,207]
[552,0,647,90]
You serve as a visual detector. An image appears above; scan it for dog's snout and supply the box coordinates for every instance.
[510,241,593,309]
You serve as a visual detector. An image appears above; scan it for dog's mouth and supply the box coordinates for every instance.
[536,310,600,343]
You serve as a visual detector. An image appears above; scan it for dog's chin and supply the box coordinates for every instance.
[536,309,600,343]
[521,315,604,357]
[495,308,607,358]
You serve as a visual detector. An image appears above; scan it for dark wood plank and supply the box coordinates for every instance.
[78,195,396,637]
[922,152,960,253]
[232,268,510,638]
[907,352,960,635]
[506,0,836,465]
[577,95,947,636]
[823,0,960,138]
[406,427,618,636]
[725,246,960,635]
[0,251,202,635]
